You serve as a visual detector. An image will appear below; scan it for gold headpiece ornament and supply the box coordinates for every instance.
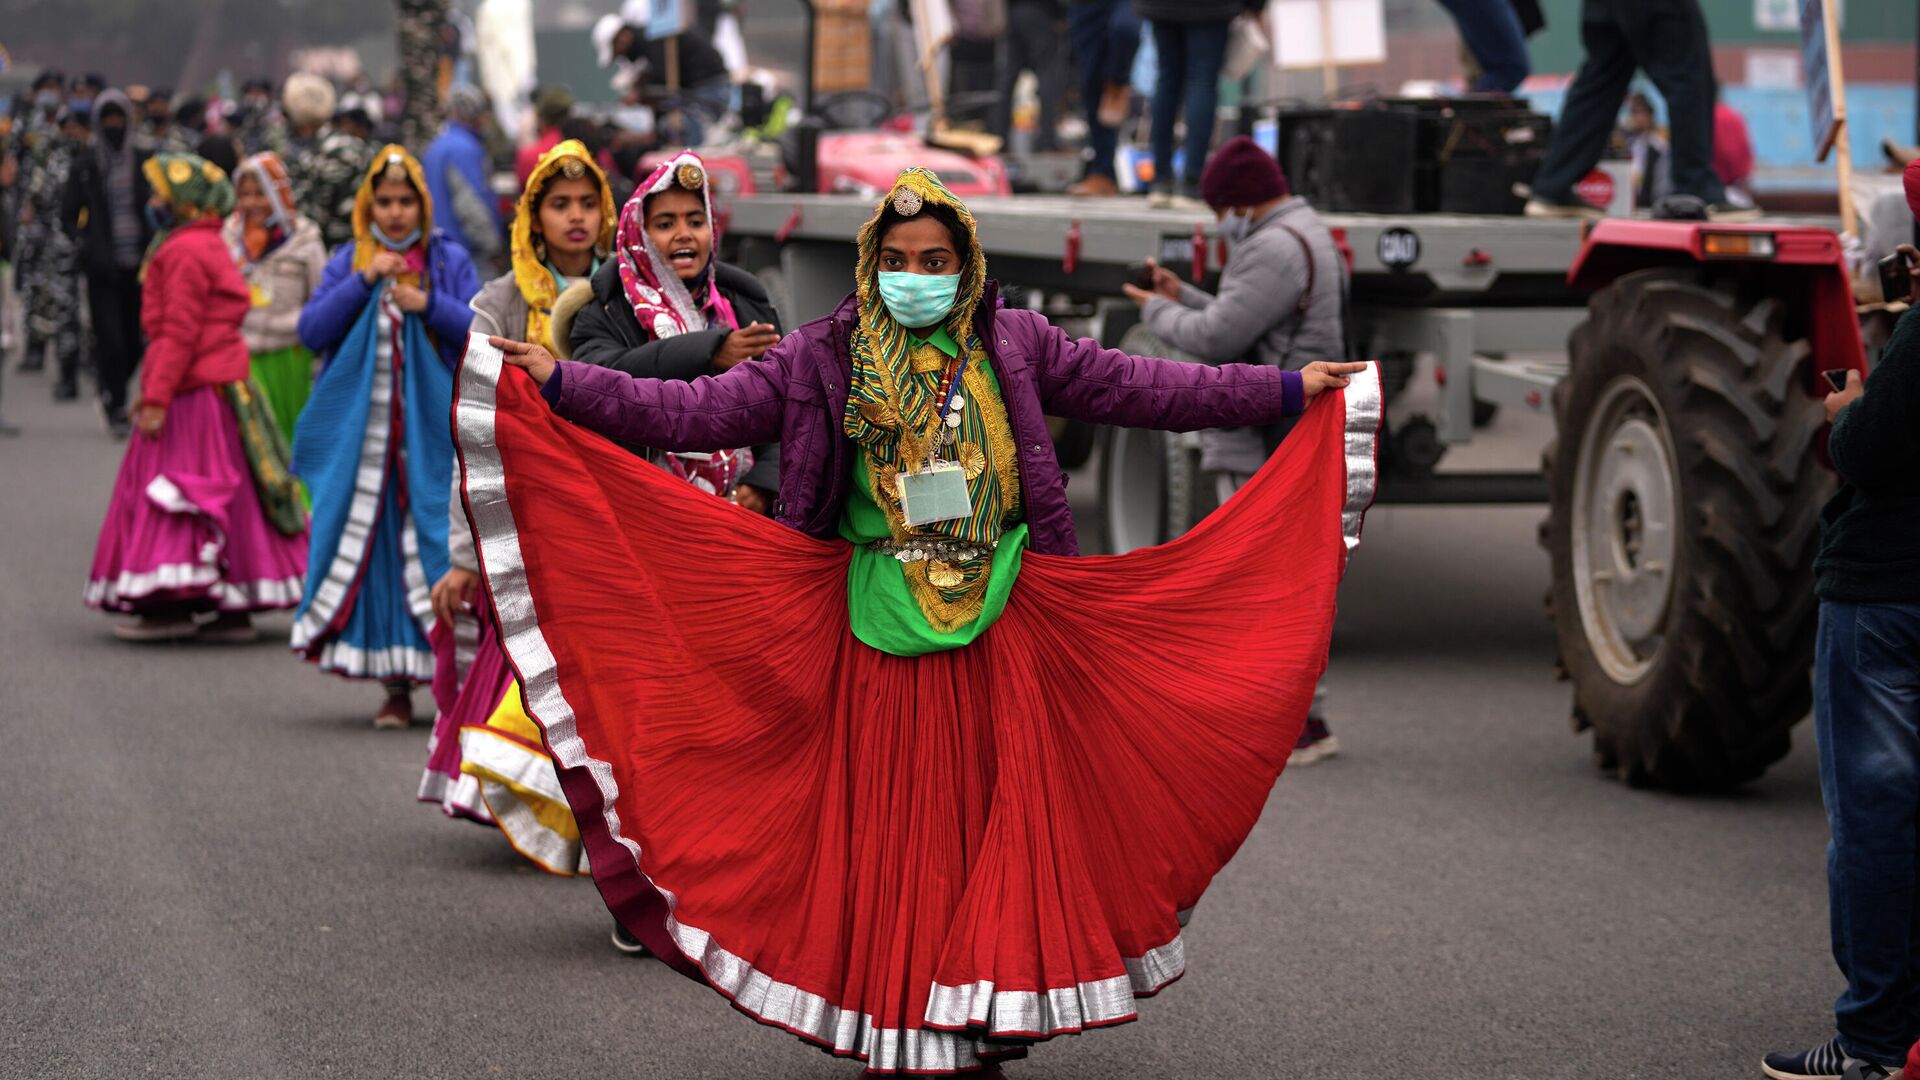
[167,159,193,185]
[892,188,923,216]
[561,158,587,179]
[675,163,705,190]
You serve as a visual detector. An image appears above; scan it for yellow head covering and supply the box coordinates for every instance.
[513,139,616,352]
[844,168,990,475]
[351,144,433,284]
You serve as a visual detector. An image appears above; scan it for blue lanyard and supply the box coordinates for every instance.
[925,338,969,430]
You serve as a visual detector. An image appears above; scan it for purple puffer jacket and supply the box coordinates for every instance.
[541,284,1306,556]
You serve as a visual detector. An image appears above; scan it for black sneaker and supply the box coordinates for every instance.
[1762,1037,1857,1080]
[51,382,79,402]
[610,922,650,956]
[1843,1063,1891,1080]
[1652,193,1710,221]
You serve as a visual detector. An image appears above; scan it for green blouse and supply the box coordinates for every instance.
[838,330,1029,656]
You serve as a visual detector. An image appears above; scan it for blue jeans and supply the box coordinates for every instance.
[1148,19,1231,190]
[1069,0,1142,179]
[1434,0,1531,92]
[1816,600,1920,1066]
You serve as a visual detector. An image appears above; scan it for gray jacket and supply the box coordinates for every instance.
[448,274,541,573]
[449,272,587,572]
[1142,196,1347,472]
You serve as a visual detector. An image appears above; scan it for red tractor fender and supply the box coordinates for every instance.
[1567,219,1868,388]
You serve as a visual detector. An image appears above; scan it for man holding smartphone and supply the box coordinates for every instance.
[1765,164,1920,1080]
[1122,137,1349,765]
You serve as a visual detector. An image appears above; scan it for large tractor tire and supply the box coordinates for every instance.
[755,266,794,331]
[1544,268,1831,789]
[1099,324,1212,553]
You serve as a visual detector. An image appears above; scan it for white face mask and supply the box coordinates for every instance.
[1217,209,1254,245]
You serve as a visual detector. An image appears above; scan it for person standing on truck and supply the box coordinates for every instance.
[1762,165,1920,1080]
[991,0,1068,156]
[1435,0,1537,94]
[1066,0,1143,196]
[1121,134,1347,764]
[1521,0,1754,222]
[1134,0,1253,207]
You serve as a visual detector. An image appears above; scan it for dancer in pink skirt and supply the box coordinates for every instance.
[84,153,309,641]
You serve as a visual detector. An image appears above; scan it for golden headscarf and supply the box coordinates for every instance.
[843,167,990,471]
[351,144,433,285]
[841,169,1019,633]
[513,139,615,353]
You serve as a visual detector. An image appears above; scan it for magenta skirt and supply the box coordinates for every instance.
[85,384,308,614]
[417,593,512,823]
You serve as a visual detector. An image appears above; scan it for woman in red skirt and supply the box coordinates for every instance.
[459,168,1379,1074]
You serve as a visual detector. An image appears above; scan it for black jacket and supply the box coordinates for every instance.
[67,142,153,276]
[623,31,731,91]
[568,258,782,494]
[1816,307,1920,603]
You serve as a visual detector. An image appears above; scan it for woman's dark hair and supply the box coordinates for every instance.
[873,201,970,262]
[196,133,240,176]
[175,98,207,132]
[560,115,606,159]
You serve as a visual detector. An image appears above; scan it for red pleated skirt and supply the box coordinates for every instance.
[455,353,1381,1075]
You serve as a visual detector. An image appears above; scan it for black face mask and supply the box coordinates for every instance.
[103,123,127,150]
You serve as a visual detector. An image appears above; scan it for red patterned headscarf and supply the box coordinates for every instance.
[1905,157,1920,222]
[615,150,739,340]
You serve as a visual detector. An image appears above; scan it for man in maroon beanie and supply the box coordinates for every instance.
[1121,135,1350,763]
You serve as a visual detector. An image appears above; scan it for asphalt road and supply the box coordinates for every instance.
[0,372,1837,1080]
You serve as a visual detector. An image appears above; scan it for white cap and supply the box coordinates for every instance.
[592,13,625,68]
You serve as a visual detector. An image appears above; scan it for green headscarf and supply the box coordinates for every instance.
[140,152,236,278]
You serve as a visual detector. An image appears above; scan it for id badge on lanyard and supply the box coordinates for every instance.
[899,462,971,526]
[897,351,973,527]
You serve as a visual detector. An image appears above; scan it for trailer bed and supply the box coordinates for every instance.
[729,193,1592,288]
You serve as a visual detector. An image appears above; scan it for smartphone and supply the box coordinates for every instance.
[1128,262,1157,291]
[1822,369,1852,393]
[1879,250,1913,303]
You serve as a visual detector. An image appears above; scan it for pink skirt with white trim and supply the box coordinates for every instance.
[84,384,308,615]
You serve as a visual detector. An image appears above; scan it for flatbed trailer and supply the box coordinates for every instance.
[727,190,1863,794]
[730,194,1591,504]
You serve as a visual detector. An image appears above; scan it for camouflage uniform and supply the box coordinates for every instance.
[235,110,290,158]
[14,125,84,388]
[160,126,199,156]
[396,0,450,152]
[288,127,374,250]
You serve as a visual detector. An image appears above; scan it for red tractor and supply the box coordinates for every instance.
[1543,219,1865,787]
